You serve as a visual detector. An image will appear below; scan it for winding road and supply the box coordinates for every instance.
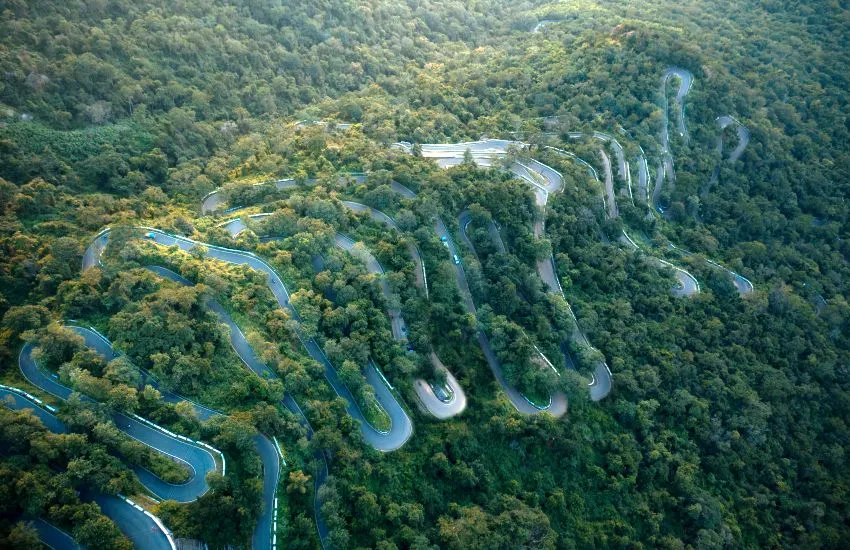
[338,201,467,419]
[654,67,692,208]
[19,336,220,503]
[340,201,427,292]
[400,140,615,400]
[599,148,619,219]
[716,115,750,163]
[435,214,567,416]
[87,227,412,453]
[409,135,702,301]
[88,234,348,548]
[212,194,467,421]
[457,209,569,413]
[637,150,649,205]
[31,518,81,550]
[0,384,176,550]
[140,266,284,550]
[221,208,469,421]
[200,174,368,215]
[663,67,693,147]
[656,69,753,295]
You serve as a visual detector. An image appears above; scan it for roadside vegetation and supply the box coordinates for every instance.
[2,0,850,548]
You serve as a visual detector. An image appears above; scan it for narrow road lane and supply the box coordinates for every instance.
[600,148,619,218]
[139,267,281,550]
[19,340,219,503]
[87,228,412,452]
[406,142,613,402]
[453,213,567,416]
[1,387,175,550]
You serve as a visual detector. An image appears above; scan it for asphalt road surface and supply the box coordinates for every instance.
[414,352,468,419]
[663,67,693,147]
[0,387,67,433]
[89,493,174,550]
[405,143,612,403]
[333,208,468,419]
[333,232,408,340]
[19,339,218,503]
[87,227,412,452]
[201,179,298,214]
[599,148,619,218]
[657,260,700,298]
[453,213,567,416]
[341,200,427,291]
[638,154,649,205]
[142,266,281,550]
[0,389,174,550]
[716,115,750,163]
[201,174,369,215]
[222,201,468,422]
[32,519,81,550]
[657,70,753,295]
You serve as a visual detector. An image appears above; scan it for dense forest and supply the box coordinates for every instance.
[1,0,849,548]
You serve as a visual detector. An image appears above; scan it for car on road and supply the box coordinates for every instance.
[440,236,447,242]
[144,232,156,239]
[452,254,461,265]
[433,384,450,402]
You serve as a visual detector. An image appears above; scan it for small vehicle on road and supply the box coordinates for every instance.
[452,254,461,265]
[144,232,156,240]
[433,385,450,402]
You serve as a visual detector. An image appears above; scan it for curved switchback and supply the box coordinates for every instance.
[375,182,567,412]
[139,266,285,550]
[655,67,693,209]
[338,201,467,419]
[599,148,619,219]
[333,232,469,419]
[400,141,615,399]
[458,209,569,411]
[716,115,750,163]
[69,280,278,547]
[19,337,220,503]
[404,137,703,301]
[552,147,701,297]
[656,68,754,295]
[0,385,176,550]
[438,214,567,415]
[214,198,467,421]
[88,236,336,548]
[663,67,694,147]
[340,201,427,292]
[86,227,412,453]
[395,144,614,401]
[200,173,368,215]
[31,519,81,550]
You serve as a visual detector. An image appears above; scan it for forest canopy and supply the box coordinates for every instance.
[1,0,849,548]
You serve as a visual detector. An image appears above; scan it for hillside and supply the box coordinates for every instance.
[1,1,849,548]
